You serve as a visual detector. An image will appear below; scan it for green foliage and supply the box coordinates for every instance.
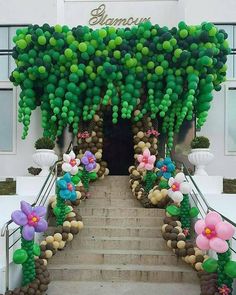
[11,22,229,151]
[190,136,210,149]
[34,137,55,150]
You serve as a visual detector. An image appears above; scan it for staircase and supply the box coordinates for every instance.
[47,176,200,295]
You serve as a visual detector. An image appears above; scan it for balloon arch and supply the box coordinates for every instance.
[11,21,229,147]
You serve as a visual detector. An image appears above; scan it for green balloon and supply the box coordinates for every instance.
[224,261,236,278]
[65,206,72,214]
[33,243,41,256]
[53,206,61,217]
[89,171,98,180]
[13,249,28,264]
[166,205,181,216]
[72,174,81,184]
[189,207,199,218]
[202,258,218,273]
[159,179,168,189]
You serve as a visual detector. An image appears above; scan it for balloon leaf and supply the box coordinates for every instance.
[159,179,169,189]
[224,261,236,278]
[33,243,41,256]
[53,206,61,217]
[13,249,28,264]
[202,258,218,273]
[189,207,199,218]
[89,172,97,180]
[71,174,81,185]
[65,206,72,214]
[166,205,180,216]
[78,170,83,178]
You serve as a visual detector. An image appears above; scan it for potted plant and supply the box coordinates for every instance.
[188,136,214,176]
[32,137,58,176]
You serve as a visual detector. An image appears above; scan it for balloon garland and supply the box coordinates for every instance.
[10,22,229,153]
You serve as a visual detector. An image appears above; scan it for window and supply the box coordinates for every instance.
[0,25,28,80]
[215,24,236,79]
[0,86,16,153]
[0,25,27,153]
[225,84,236,155]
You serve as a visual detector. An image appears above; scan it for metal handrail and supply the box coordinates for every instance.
[1,141,73,237]
[181,161,236,254]
[1,141,73,292]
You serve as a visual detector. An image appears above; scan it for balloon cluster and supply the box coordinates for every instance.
[162,215,207,271]
[11,22,229,151]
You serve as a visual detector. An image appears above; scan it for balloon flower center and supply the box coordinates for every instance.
[28,214,39,226]
[203,225,217,239]
[67,183,73,191]
[143,156,149,164]
[70,159,77,167]
[171,182,180,192]
[161,165,167,172]
[88,157,94,163]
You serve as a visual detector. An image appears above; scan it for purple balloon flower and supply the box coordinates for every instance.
[81,151,97,172]
[11,201,48,241]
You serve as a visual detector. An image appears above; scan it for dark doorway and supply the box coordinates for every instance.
[103,111,134,175]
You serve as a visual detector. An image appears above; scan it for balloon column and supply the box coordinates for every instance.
[79,151,97,193]
[55,172,77,225]
[11,201,48,286]
[166,172,199,237]
[137,148,156,192]
[10,22,229,153]
[195,211,236,295]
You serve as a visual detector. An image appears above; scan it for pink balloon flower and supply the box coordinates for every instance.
[137,148,156,171]
[195,211,235,253]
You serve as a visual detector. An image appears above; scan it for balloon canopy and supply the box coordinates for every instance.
[10,22,230,150]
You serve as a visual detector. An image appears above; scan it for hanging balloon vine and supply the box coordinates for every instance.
[10,22,229,153]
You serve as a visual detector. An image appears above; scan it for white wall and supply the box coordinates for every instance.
[0,106,43,177]
[197,85,236,179]
[184,0,236,23]
[0,0,58,25]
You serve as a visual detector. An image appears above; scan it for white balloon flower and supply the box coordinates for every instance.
[167,172,192,203]
[62,151,80,175]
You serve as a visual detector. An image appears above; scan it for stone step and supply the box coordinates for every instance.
[79,198,141,208]
[68,236,167,251]
[88,187,133,198]
[78,207,165,218]
[91,176,130,188]
[82,216,163,227]
[47,281,201,295]
[48,263,199,283]
[79,226,163,238]
[50,249,182,266]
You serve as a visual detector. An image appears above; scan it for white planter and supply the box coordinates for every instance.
[188,148,214,176]
[32,149,58,176]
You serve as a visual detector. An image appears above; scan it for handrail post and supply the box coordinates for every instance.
[5,227,10,291]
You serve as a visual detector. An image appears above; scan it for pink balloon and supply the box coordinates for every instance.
[205,211,222,226]
[195,220,206,235]
[143,149,150,157]
[216,221,235,240]
[137,155,143,162]
[196,234,210,250]
[209,237,228,253]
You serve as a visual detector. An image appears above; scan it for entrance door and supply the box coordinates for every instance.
[103,111,134,175]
